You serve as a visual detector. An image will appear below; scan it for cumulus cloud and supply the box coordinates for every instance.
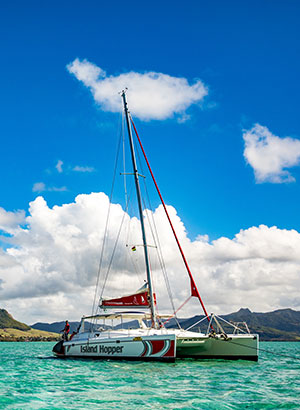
[0,193,300,324]
[0,208,25,234]
[243,124,300,183]
[67,58,208,121]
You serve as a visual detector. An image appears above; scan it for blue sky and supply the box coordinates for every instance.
[1,0,299,239]
[1,1,300,322]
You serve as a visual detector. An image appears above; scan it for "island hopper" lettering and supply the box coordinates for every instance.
[80,345,124,354]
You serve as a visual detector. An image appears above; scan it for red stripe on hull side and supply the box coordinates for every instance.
[140,341,148,357]
[150,340,165,355]
[164,340,175,357]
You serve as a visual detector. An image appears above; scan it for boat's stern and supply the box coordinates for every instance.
[176,332,259,361]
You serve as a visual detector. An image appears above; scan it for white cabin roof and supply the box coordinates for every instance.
[81,311,173,321]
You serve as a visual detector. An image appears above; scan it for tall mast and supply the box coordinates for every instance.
[121,90,157,328]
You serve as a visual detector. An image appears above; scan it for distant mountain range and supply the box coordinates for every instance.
[31,321,82,334]
[30,308,300,341]
[169,308,300,341]
[2,307,299,341]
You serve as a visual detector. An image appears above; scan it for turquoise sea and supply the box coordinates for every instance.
[0,342,299,409]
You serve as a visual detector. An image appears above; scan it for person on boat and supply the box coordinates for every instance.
[62,320,70,341]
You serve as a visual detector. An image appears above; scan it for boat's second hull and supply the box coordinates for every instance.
[176,334,258,361]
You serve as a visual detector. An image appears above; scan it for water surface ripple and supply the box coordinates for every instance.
[0,342,299,409]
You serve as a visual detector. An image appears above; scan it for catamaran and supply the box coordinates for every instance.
[53,90,259,361]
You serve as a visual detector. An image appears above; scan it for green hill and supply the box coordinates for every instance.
[0,309,59,341]
[0,309,30,331]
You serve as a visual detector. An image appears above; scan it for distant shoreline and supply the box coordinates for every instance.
[0,336,61,343]
[0,338,60,342]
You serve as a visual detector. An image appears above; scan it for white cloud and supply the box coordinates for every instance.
[0,208,25,234]
[0,193,300,324]
[67,58,208,121]
[56,160,63,173]
[49,186,68,192]
[32,182,46,193]
[243,124,300,183]
[32,182,67,193]
[73,165,95,173]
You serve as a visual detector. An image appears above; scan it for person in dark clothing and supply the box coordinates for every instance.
[62,320,70,341]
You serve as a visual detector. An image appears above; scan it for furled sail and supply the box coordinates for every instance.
[100,283,156,309]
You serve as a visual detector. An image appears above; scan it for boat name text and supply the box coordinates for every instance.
[80,345,124,354]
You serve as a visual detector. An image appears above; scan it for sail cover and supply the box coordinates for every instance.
[100,283,156,308]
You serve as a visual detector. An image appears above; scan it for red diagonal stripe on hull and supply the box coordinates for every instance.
[150,340,165,355]
[141,341,148,357]
[164,340,175,357]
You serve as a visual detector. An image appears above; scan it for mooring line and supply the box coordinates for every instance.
[226,339,300,361]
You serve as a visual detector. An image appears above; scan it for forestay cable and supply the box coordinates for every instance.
[91,112,124,317]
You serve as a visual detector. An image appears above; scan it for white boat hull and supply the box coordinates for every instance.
[53,333,176,362]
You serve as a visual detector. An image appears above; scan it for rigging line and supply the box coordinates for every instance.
[129,245,145,283]
[141,190,179,324]
[128,133,178,324]
[123,186,145,284]
[130,116,211,324]
[90,113,123,318]
[98,206,128,303]
[213,314,248,334]
[224,340,300,361]
[162,296,192,327]
[127,191,147,284]
[122,132,144,288]
[131,141,154,283]
[133,133,179,323]
[98,177,134,303]
[122,178,145,285]
[141,181,178,313]
[186,315,211,331]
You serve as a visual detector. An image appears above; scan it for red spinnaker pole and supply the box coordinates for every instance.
[130,117,211,323]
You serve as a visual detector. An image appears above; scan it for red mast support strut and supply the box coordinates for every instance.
[130,117,211,323]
